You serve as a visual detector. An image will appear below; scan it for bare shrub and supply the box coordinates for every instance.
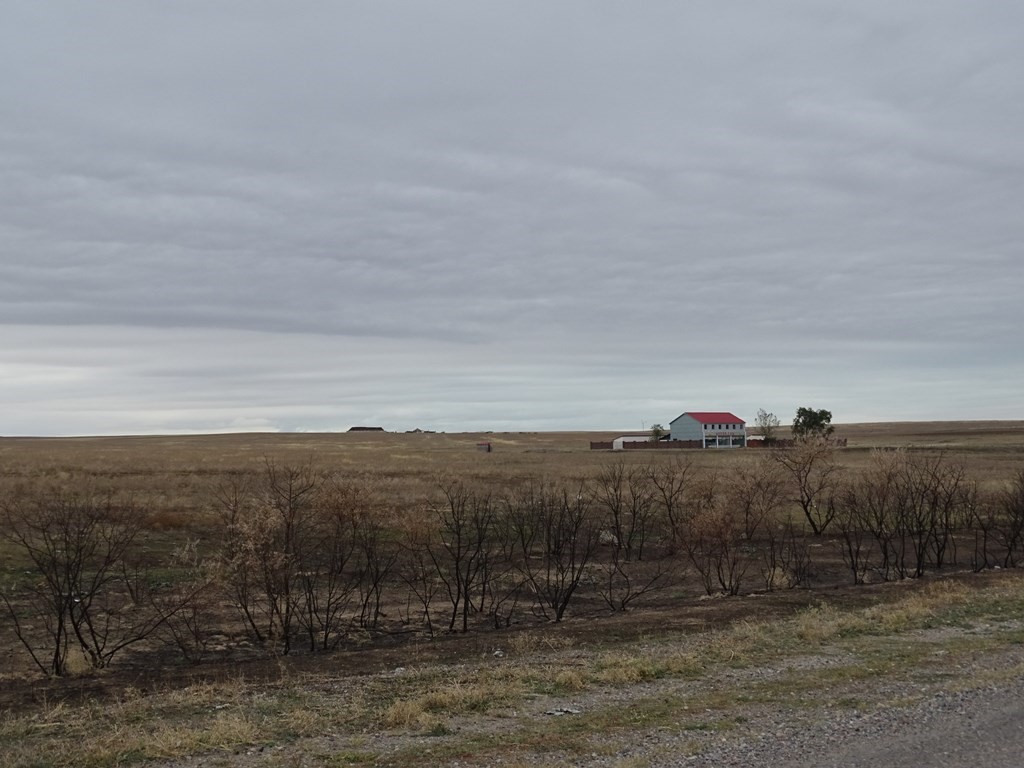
[157,538,218,664]
[397,512,442,637]
[974,470,1024,569]
[428,480,498,632]
[771,438,840,535]
[593,547,675,611]
[728,457,786,540]
[645,457,700,553]
[996,470,1024,567]
[761,518,812,590]
[216,460,322,654]
[353,506,399,631]
[504,480,599,622]
[592,461,658,562]
[216,463,401,653]
[591,462,676,610]
[294,482,364,651]
[684,500,750,596]
[835,451,977,582]
[971,493,1002,572]
[1,492,174,676]
[833,478,873,585]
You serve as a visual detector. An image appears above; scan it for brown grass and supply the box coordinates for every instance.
[1,423,1023,765]
[3,422,1022,510]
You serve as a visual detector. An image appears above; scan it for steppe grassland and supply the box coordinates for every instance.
[2,421,1022,517]
[0,422,1018,576]
[1,423,1024,766]
[0,422,1020,571]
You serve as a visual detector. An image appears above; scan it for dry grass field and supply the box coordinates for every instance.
[1,422,1023,766]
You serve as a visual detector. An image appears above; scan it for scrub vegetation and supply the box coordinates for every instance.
[1,421,1023,765]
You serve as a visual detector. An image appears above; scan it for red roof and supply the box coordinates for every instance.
[675,411,745,425]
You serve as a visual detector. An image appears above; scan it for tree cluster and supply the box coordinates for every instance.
[3,449,1023,677]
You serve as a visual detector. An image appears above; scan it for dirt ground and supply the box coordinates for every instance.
[0,566,995,709]
[128,569,1024,768]
[0,571,834,711]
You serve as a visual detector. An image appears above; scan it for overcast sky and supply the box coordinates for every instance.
[3,2,1023,435]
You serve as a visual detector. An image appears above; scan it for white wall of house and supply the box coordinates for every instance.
[669,413,747,448]
[669,415,703,442]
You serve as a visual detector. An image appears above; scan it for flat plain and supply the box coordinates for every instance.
[1,421,1023,767]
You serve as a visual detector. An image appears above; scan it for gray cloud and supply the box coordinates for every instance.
[2,2,1022,434]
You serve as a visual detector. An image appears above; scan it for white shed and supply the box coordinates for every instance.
[612,434,655,450]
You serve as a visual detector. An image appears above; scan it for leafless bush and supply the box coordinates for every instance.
[971,494,1002,572]
[427,480,498,632]
[216,461,322,654]
[996,471,1024,567]
[216,463,402,653]
[771,438,841,535]
[593,461,658,562]
[503,480,599,622]
[1,492,175,676]
[294,483,363,652]
[728,457,786,540]
[593,547,675,611]
[761,518,812,590]
[914,454,974,571]
[974,471,1024,569]
[591,462,681,609]
[833,479,873,584]
[157,538,218,664]
[684,500,750,596]
[645,457,700,553]
[834,451,976,582]
[397,514,442,636]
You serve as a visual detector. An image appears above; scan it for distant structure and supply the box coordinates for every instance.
[612,434,656,450]
[347,426,386,432]
[669,412,747,448]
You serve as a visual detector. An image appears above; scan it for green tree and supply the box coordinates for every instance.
[650,424,666,441]
[792,407,834,440]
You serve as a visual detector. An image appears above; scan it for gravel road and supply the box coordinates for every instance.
[147,624,1024,768]
[694,676,1024,768]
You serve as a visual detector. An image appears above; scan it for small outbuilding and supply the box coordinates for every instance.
[612,434,656,450]
[669,412,747,448]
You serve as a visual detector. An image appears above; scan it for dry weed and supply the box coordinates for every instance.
[382,673,525,731]
[863,579,972,631]
[792,603,869,644]
[507,630,576,656]
[591,651,664,684]
[552,669,587,691]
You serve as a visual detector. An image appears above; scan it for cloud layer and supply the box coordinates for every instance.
[3,2,1022,434]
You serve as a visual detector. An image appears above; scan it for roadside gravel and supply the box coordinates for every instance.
[584,641,1024,768]
[148,621,1024,768]
[698,674,1024,768]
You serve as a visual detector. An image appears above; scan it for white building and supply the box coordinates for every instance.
[612,434,656,450]
[669,412,747,448]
